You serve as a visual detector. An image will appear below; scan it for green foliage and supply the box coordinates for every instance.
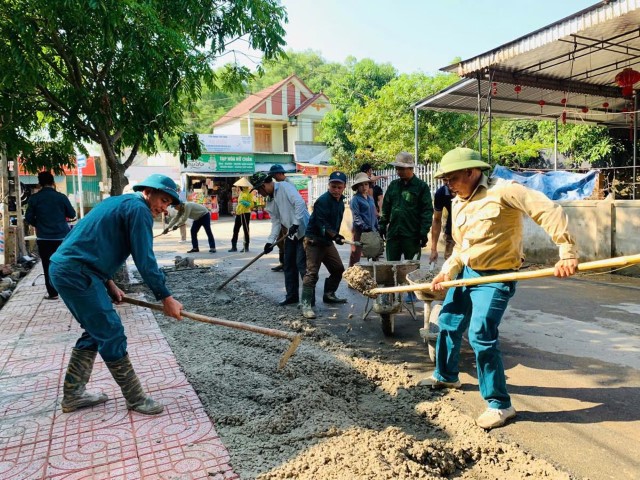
[344,73,475,171]
[490,119,623,168]
[0,0,287,192]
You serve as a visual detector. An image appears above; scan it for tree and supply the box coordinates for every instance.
[0,0,287,195]
[317,57,398,165]
[345,73,475,171]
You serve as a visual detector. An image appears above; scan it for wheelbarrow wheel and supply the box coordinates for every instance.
[427,302,442,363]
[380,313,394,336]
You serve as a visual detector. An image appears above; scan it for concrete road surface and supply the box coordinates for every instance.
[153,216,640,480]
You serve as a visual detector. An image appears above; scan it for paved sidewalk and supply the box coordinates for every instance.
[0,264,238,480]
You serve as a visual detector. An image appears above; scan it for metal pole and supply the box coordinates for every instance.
[488,88,492,162]
[634,92,638,200]
[477,76,482,156]
[414,107,419,165]
[554,117,559,171]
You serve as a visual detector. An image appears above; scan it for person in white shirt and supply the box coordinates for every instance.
[250,172,309,306]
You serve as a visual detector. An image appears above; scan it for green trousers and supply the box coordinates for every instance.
[385,236,421,261]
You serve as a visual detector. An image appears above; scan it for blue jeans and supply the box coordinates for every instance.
[283,236,306,300]
[434,266,516,409]
[49,261,127,362]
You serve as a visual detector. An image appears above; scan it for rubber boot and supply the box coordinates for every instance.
[228,242,237,252]
[301,286,316,319]
[322,278,347,304]
[61,348,108,413]
[241,242,249,252]
[105,354,164,415]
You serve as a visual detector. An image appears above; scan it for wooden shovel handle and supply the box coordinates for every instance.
[122,296,297,341]
[368,253,640,295]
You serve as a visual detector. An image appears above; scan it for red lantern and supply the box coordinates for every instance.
[581,106,589,114]
[602,102,609,109]
[561,111,567,124]
[615,67,640,97]
[560,98,567,105]
[492,82,498,96]
[538,99,546,113]
[514,85,522,94]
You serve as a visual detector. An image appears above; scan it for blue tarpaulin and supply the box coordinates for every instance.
[491,166,598,201]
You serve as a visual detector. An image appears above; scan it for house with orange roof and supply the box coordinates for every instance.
[180,75,333,216]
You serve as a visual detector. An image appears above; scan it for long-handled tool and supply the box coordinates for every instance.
[122,296,302,370]
[217,233,288,291]
[368,254,640,296]
[154,224,185,238]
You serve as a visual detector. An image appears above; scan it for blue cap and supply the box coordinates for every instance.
[329,171,347,184]
[269,164,286,174]
[133,174,181,206]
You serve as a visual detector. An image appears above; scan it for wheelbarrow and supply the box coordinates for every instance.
[358,260,420,336]
[406,268,446,363]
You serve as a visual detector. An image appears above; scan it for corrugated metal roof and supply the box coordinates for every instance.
[443,0,640,97]
[420,0,640,128]
[415,77,633,128]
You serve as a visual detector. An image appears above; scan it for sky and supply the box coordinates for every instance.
[224,0,599,75]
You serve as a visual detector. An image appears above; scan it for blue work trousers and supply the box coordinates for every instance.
[49,261,127,362]
[433,266,516,409]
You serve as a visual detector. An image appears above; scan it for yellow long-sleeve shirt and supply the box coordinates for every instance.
[441,175,578,279]
[235,190,254,215]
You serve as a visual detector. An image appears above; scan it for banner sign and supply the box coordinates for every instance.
[198,134,252,153]
[184,154,255,173]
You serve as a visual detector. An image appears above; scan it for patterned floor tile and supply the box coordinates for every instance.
[0,353,65,378]
[0,389,59,419]
[0,368,61,396]
[47,424,137,475]
[138,438,237,480]
[48,457,142,480]
[0,410,54,449]
[51,394,131,439]
[132,397,217,457]
[0,439,48,480]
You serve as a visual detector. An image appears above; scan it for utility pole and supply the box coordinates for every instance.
[0,146,8,265]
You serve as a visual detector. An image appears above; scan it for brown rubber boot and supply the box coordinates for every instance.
[106,354,163,415]
[61,348,108,413]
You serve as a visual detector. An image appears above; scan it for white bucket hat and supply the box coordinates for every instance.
[351,172,373,191]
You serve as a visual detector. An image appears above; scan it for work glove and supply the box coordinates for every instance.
[420,237,428,248]
[162,228,169,235]
[287,224,299,239]
[333,234,345,245]
[171,225,179,231]
[263,243,274,254]
[379,226,386,241]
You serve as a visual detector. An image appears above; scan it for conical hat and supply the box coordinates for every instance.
[234,177,253,188]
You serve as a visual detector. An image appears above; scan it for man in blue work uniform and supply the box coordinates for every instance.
[50,174,184,416]
[300,171,348,319]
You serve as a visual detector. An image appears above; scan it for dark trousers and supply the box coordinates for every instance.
[386,236,421,261]
[37,239,64,297]
[303,239,345,293]
[283,236,306,301]
[231,213,251,246]
[191,213,216,249]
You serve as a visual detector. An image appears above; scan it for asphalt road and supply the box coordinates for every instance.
[153,216,640,480]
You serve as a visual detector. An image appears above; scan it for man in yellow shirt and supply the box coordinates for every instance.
[428,147,578,430]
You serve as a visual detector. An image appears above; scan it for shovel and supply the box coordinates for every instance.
[367,253,640,296]
[217,232,288,290]
[122,296,302,370]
